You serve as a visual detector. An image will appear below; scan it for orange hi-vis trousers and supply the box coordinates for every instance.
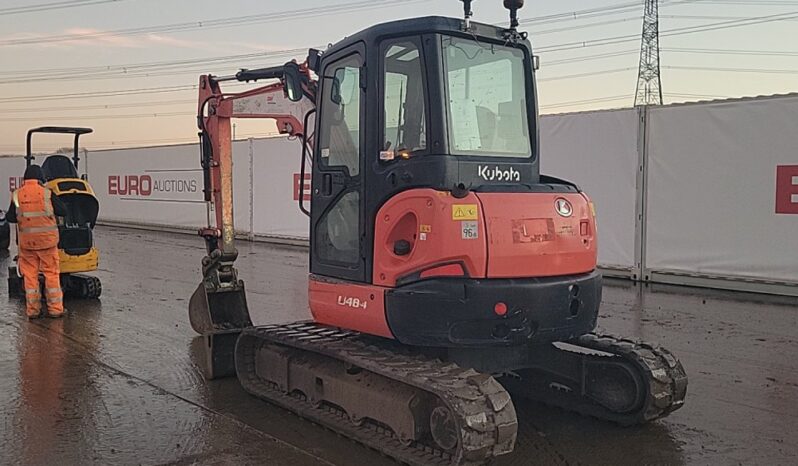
[18,246,63,317]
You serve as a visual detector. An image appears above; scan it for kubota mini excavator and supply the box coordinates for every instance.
[188,2,687,464]
[8,127,102,299]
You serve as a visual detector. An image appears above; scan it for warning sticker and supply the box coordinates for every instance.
[461,221,478,240]
[452,204,478,220]
[420,224,432,233]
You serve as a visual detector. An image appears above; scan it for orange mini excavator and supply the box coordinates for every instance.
[188,2,687,464]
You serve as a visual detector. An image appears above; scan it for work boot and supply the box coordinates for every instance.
[47,310,65,319]
[27,311,42,320]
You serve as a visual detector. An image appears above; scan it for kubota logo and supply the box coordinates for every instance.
[477,165,521,182]
[555,198,573,217]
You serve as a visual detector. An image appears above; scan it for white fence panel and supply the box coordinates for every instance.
[646,96,798,284]
[251,136,308,239]
[87,143,207,229]
[232,140,252,234]
[540,109,640,272]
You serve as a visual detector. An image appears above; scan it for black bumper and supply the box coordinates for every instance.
[385,271,601,348]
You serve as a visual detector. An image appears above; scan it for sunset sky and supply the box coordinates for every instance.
[1,0,796,154]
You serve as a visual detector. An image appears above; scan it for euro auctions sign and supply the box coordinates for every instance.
[108,174,199,199]
[776,165,798,214]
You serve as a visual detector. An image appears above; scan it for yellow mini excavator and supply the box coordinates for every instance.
[7,127,102,299]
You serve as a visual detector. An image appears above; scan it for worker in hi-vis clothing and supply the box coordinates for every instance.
[6,165,68,319]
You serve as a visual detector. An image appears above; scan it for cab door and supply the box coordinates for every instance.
[310,44,366,282]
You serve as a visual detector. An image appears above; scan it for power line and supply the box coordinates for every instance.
[531,16,643,36]
[1,2,796,119]
[663,46,798,56]
[540,95,633,110]
[0,55,299,85]
[0,48,308,81]
[538,67,636,83]
[521,1,643,24]
[684,1,798,5]
[0,84,198,103]
[0,132,282,152]
[0,0,131,16]
[517,0,702,28]
[536,8,798,53]
[0,1,789,84]
[664,92,731,99]
[544,50,640,67]
[0,0,424,47]
[663,14,798,20]
[0,111,192,122]
[0,99,195,114]
[665,65,798,74]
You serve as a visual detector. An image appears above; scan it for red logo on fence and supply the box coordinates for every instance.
[9,177,23,192]
[293,173,311,202]
[776,165,798,214]
[108,175,153,196]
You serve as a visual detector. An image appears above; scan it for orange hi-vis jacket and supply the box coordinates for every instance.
[12,180,59,251]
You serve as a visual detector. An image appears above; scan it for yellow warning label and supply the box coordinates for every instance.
[420,224,432,233]
[452,204,478,221]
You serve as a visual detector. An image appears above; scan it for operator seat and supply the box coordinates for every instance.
[42,154,79,181]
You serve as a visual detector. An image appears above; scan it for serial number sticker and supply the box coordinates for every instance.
[321,148,330,158]
[452,204,478,221]
[419,232,428,241]
[461,221,478,240]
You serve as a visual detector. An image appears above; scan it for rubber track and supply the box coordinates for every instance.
[515,333,687,425]
[575,333,688,422]
[236,322,518,466]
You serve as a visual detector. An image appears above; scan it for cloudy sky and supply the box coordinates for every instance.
[0,0,796,153]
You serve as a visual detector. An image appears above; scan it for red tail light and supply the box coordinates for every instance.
[494,302,508,316]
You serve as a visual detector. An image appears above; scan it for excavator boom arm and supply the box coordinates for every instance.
[197,61,315,257]
[188,59,316,339]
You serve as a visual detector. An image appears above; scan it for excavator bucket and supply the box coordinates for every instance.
[188,281,252,335]
[189,281,252,380]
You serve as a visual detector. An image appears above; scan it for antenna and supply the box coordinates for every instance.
[634,0,663,106]
[460,0,473,30]
[503,0,525,30]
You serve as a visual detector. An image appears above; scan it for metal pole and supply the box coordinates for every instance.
[248,138,255,241]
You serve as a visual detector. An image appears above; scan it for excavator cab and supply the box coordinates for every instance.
[7,127,102,299]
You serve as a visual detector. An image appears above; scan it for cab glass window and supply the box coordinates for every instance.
[443,36,532,157]
[383,41,427,156]
[318,54,362,176]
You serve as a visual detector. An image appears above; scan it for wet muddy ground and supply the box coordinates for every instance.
[1,226,796,465]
